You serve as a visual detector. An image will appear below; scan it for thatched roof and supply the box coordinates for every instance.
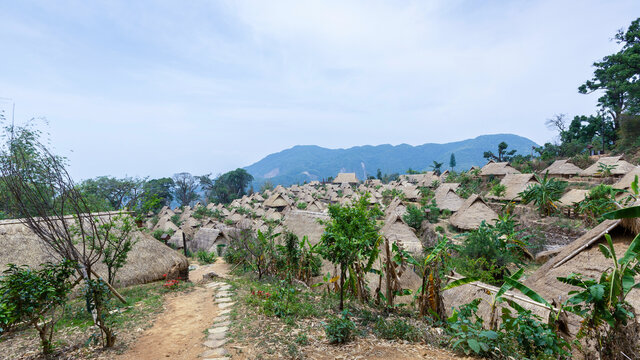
[541,159,582,176]
[333,172,359,184]
[282,210,329,246]
[449,195,498,230]
[435,188,464,212]
[381,214,422,254]
[557,189,589,207]
[0,219,188,288]
[480,161,521,177]
[189,227,227,253]
[486,173,538,201]
[525,217,640,334]
[613,166,640,190]
[263,193,291,208]
[579,155,637,176]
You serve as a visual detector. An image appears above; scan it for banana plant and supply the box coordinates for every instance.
[558,233,640,333]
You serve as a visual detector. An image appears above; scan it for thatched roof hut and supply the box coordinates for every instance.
[282,210,329,246]
[557,189,589,208]
[435,188,464,212]
[189,227,229,253]
[333,172,359,184]
[0,217,188,288]
[525,217,640,334]
[381,214,422,254]
[486,173,538,201]
[479,161,521,178]
[579,155,637,177]
[449,195,498,230]
[263,193,291,209]
[613,166,640,191]
[541,159,582,177]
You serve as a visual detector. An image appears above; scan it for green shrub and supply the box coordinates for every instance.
[192,206,220,220]
[402,204,425,230]
[297,202,308,210]
[500,308,571,359]
[170,214,182,227]
[576,184,619,225]
[374,317,421,341]
[447,299,499,356]
[196,250,217,264]
[0,261,76,355]
[490,183,506,197]
[325,311,356,344]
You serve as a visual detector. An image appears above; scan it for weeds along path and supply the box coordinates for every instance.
[116,259,231,360]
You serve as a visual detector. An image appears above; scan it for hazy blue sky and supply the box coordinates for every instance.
[1,1,638,180]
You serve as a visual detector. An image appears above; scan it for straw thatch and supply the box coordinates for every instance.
[525,217,640,334]
[435,188,464,212]
[541,159,583,177]
[579,155,637,176]
[333,172,359,184]
[479,161,521,177]
[486,173,538,201]
[381,214,423,254]
[449,195,498,230]
[263,193,291,209]
[613,166,640,190]
[188,227,228,253]
[282,210,329,246]
[557,189,589,207]
[0,219,188,288]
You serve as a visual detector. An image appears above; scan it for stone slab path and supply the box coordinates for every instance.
[202,281,235,359]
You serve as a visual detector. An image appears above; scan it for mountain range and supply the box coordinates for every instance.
[244,134,539,187]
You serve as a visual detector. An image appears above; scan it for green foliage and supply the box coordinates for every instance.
[98,214,136,285]
[192,206,222,220]
[447,299,498,356]
[596,162,618,177]
[519,172,567,216]
[200,168,254,204]
[170,214,182,227]
[402,204,425,230]
[318,194,382,310]
[296,201,307,210]
[373,317,421,342]
[579,18,640,131]
[576,184,619,225]
[484,141,517,162]
[457,220,529,284]
[152,228,174,241]
[196,250,217,264]
[500,307,572,359]
[490,183,506,197]
[430,160,444,176]
[324,311,356,344]
[449,153,457,171]
[558,232,640,358]
[0,260,75,355]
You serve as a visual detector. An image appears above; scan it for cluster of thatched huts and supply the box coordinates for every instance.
[148,171,506,259]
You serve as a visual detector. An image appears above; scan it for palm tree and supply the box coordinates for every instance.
[519,171,567,216]
[430,161,443,176]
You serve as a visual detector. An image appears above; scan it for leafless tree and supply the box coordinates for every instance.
[0,123,123,347]
[545,113,567,134]
[172,172,199,206]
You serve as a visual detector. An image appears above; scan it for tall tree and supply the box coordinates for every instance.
[142,177,175,212]
[201,168,254,204]
[449,153,456,171]
[483,141,517,162]
[579,17,640,132]
[172,172,199,207]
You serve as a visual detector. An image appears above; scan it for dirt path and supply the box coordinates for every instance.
[116,259,230,360]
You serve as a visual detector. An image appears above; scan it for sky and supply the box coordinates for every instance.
[0,0,639,180]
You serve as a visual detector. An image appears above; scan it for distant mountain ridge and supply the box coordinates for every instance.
[244,134,539,187]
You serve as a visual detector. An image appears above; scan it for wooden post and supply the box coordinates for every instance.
[89,269,127,304]
[182,232,188,257]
